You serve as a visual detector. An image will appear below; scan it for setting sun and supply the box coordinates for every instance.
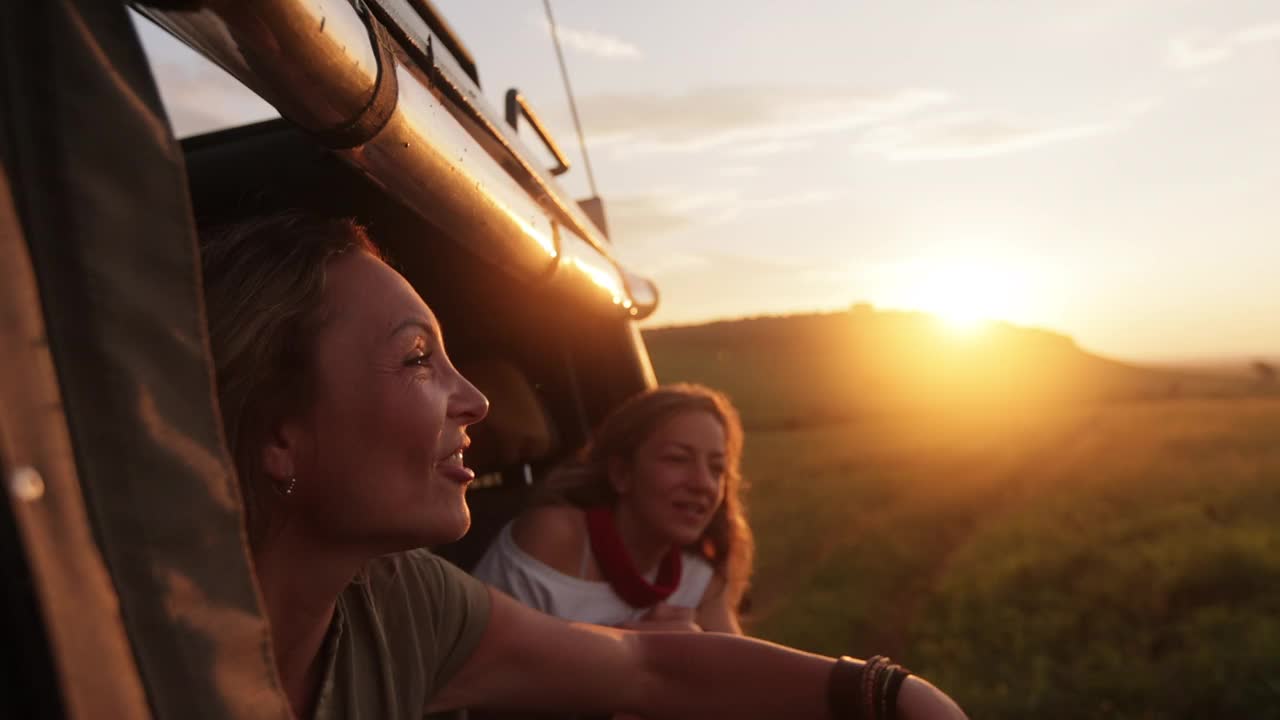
[897,259,1028,332]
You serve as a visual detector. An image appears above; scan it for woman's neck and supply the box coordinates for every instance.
[253,530,364,719]
[611,505,674,577]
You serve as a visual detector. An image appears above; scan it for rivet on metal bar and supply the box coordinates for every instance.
[8,466,45,502]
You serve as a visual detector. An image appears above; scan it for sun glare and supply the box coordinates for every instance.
[898,260,1027,333]
[936,304,989,333]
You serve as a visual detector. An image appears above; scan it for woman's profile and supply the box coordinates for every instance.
[473,384,752,635]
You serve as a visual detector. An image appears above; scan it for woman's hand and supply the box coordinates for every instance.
[618,603,702,632]
[897,674,969,720]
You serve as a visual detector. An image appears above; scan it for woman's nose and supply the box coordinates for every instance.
[694,461,720,494]
[451,374,489,426]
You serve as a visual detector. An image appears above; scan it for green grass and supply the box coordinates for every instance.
[647,313,1280,719]
[736,402,1280,719]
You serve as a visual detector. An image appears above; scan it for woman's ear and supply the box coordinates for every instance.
[260,419,301,484]
[607,456,632,496]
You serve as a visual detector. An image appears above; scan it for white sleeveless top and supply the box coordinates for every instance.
[472,521,715,626]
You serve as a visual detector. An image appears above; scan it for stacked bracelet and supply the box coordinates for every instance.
[827,655,912,720]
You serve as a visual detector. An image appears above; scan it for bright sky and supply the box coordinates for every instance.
[135,1,1280,362]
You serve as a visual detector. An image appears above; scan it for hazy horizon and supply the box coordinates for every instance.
[132,1,1280,362]
[640,302,1279,366]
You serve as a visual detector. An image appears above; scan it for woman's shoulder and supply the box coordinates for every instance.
[338,550,491,707]
[360,548,484,601]
[677,551,716,594]
[509,503,586,577]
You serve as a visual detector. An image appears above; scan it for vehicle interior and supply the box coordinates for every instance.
[0,1,658,717]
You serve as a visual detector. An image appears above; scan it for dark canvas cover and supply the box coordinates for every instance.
[0,2,289,718]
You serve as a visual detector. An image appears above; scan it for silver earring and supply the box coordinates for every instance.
[277,476,297,497]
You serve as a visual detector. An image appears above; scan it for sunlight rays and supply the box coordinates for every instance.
[888,257,1037,332]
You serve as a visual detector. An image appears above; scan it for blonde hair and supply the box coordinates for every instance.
[540,383,754,606]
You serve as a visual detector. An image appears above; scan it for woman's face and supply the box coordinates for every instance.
[273,251,488,553]
[613,410,728,547]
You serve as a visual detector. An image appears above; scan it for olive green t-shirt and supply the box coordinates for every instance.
[312,549,491,720]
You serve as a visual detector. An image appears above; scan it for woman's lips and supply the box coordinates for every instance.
[436,451,476,484]
[672,501,709,524]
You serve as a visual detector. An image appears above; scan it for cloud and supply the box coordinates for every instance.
[718,165,763,178]
[612,248,713,276]
[729,139,816,157]
[1166,21,1280,70]
[754,189,839,210]
[607,185,842,246]
[855,115,1107,161]
[1237,22,1280,45]
[636,250,852,326]
[575,85,951,155]
[1167,36,1233,70]
[607,190,743,243]
[542,20,640,59]
[853,100,1155,161]
[668,250,819,276]
[131,14,278,137]
[637,248,822,287]
[150,59,279,137]
[570,82,1154,165]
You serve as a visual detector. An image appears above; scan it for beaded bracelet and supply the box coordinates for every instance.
[827,655,912,720]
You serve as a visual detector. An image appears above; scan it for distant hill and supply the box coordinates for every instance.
[1140,357,1280,379]
[642,308,1267,429]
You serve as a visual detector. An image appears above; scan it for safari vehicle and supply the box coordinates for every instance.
[1,1,659,717]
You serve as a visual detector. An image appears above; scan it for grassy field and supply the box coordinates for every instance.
[645,311,1280,719]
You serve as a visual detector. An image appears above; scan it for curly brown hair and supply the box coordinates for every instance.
[539,383,754,606]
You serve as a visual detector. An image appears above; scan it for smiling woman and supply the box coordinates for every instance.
[201,214,489,555]
[474,384,754,634]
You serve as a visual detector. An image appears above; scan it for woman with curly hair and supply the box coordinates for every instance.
[475,384,753,634]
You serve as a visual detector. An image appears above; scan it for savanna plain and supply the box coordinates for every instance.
[646,309,1280,719]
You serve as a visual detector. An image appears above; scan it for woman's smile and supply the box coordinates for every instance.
[436,444,476,485]
[671,499,712,527]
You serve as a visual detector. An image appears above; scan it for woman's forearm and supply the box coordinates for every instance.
[630,631,966,720]
[438,589,964,719]
[629,631,832,719]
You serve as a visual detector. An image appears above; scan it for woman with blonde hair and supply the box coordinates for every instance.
[475,384,753,634]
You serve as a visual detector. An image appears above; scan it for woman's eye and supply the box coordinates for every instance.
[405,352,433,368]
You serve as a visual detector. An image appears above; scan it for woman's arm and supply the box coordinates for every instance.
[430,587,966,720]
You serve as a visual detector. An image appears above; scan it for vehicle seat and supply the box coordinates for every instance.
[437,357,557,572]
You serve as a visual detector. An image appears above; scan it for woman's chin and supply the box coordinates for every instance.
[667,527,705,549]
[376,507,471,552]
[428,506,472,546]
[441,518,472,545]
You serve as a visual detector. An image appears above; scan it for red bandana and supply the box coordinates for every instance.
[585,506,683,608]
